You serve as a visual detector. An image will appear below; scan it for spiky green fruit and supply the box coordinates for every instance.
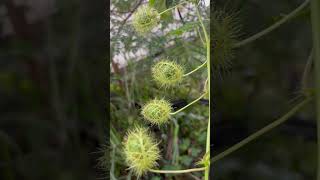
[132,5,160,34]
[212,10,241,72]
[123,127,160,177]
[196,151,210,167]
[152,60,184,87]
[142,99,172,125]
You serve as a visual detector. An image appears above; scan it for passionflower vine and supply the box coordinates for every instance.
[142,99,172,125]
[152,60,184,87]
[123,126,160,176]
[132,5,160,34]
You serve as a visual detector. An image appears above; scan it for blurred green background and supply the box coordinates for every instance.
[213,0,316,180]
[0,0,318,180]
[0,0,106,179]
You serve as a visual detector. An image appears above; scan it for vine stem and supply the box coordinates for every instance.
[159,1,188,15]
[310,0,320,179]
[301,49,313,92]
[170,93,206,115]
[149,167,206,174]
[233,0,310,48]
[196,6,210,180]
[183,61,207,77]
[211,98,312,163]
[172,118,179,165]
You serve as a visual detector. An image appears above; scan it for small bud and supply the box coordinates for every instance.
[142,99,172,125]
[123,127,160,177]
[132,5,160,34]
[152,60,184,87]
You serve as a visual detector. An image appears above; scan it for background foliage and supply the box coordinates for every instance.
[0,0,105,179]
[213,0,316,180]
[0,0,317,180]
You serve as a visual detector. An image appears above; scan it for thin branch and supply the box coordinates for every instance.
[177,8,185,24]
[116,0,143,36]
[212,98,312,163]
[234,0,310,48]
[301,48,314,91]
[183,61,207,77]
[149,167,206,174]
[170,93,207,115]
[159,1,189,15]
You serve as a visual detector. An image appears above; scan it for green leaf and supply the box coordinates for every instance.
[179,155,193,166]
[167,0,183,7]
[197,131,207,143]
[166,0,181,7]
[166,0,174,7]
[149,0,155,6]
[153,0,173,21]
[153,0,167,12]
[180,139,190,151]
[190,147,201,157]
[166,22,199,36]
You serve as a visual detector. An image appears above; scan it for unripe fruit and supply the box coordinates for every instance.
[142,99,172,125]
[212,10,241,72]
[132,5,160,34]
[123,127,160,177]
[152,60,184,87]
